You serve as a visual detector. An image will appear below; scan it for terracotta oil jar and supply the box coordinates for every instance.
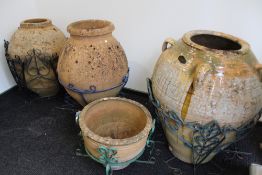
[149,30,262,164]
[7,18,66,97]
[57,20,129,106]
[78,97,153,172]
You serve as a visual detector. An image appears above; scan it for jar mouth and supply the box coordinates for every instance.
[20,18,52,28]
[67,19,115,37]
[183,30,249,54]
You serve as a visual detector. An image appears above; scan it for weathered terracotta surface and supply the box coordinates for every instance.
[57,20,128,106]
[78,97,153,170]
[8,18,66,96]
[151,30,262,163]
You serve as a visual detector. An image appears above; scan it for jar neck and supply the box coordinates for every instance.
[70,33,113,40]
[67,20,115,37]
[182,30,249,54]
[20,18,52,28]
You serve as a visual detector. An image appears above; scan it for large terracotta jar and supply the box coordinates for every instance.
[7,18,66,97]
[57,20,129,106]
[148,30,262,164]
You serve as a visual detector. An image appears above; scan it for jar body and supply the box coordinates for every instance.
[78,97,153,170]
[57,20,128,106]
[83,135,147,170]
[8,18,66,97]
[150,30,262,164]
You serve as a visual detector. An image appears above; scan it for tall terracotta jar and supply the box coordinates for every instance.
[7,18,66,97]
[57,20,128,106]
[148,30,262,164]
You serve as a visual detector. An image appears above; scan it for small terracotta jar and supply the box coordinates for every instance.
[149,30,262,164]
[57,20,129,106]
[77,97,153,172]
[7,18,66,97]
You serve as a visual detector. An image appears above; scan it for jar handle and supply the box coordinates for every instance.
[162,38,176,52]
[255,64,262,81]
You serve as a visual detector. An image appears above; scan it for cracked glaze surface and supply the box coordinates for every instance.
[152,30,262,128]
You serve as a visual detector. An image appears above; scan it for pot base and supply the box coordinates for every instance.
[30,85,59,97]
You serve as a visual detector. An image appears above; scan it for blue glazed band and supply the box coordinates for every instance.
[58,69,129,94]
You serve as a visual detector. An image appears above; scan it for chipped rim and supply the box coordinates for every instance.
[79,97,153,146]
[67,19,115,37]
[20,18,52,28]
[182,30,250,54]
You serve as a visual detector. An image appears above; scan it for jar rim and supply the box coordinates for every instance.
[20,18,52,28]
[67,19,115,37]
[182,30,250,54]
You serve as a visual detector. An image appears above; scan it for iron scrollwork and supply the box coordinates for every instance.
[4,40,59,93]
